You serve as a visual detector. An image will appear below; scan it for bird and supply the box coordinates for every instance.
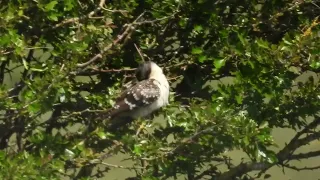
[104,61,170,129]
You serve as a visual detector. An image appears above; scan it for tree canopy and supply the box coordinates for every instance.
[0,0,319,179]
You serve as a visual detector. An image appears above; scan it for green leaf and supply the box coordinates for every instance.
[256,38,270,49]
[243,136,250,146]
[64,149,75,159]
[22,58,29,70]
[283,39,293,45]
[58,88,66,103]
[64,0,75,11]
[97,131,106,139]
[133,144,142,156]
[198,55,207,63]
[267,152,278,163]
[310,60,320,69]
[194,25,203,32]
[0,151,6,160]
[87,24,97,31]
[48,14,58,21]
[30,67,48,72]
[191,47,203,55]
[235,94,243,104]
[214,58,226,70]
[237,33,247,46]
[45,1,58,11]
[22,89,34,101]
[0,56,7,61]
[259,121,269,129]
[28,102,41,114]
[40,148,45,158]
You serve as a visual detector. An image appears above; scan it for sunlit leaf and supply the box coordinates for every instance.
[133,145,142,156]
[198,55,207,62]
[256,38,270,49]
[214,58,226,70]
[45,1,58,11]
[192,47,203,54]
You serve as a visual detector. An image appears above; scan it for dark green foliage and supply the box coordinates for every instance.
[0,0,319,179]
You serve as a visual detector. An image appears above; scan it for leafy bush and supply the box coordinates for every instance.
[0,0,319,179]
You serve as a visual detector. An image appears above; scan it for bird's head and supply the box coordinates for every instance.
[135,61,164,81]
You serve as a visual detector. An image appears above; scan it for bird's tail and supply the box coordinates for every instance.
[93,109,134,132]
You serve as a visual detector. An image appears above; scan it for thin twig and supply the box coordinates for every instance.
[287,150,320,160]
[100,8,129,14]
[99,0,128,14]
[311,2,320,9]
[129,15,174,26]
[76,12,146,68]
[88,159,145,170]
[283,163,320,171]
[134,43,145,62]
[99,0,127,13]
[54,17,80,28]
[90,67,136,72]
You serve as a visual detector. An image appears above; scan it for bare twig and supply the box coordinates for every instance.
[54,17,80,28]
[99,0,128,14]
[288,150,320,160]
[283,163,320,171]
[134,43,145,62]
[168,127,217,155]
[54,0,127,28]
[90,67,136,72]
[59,64,65,72]
[98,0,106,7]
[167,75,183,81]
[76,12,146,68]
[311,2,320,9]
[60,109,108,119]
[130,16,174,26]
[88,159,145,170]
[76,9,179,68]
[100,8,129,14]
[74,60,189,76]
[1,46,53,55]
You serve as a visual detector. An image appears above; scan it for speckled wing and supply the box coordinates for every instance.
[107,79,161,119]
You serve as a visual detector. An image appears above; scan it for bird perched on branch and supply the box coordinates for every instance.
[104,61,170,129]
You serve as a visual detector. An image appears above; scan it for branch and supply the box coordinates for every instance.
[54,0,127,28]
[75,25,134,68]
[277,117,320,161]
[195,164,222,180]
[89,159,145,170]
[99,0,128,14]
[134,43,146,62]
[217,117,320,180]
[283,163,320,171]
[54,17,80,28]
[90,67,136,73]
[288,150,320,160]
[76,8,179,69]
[76,12,146,68]
[217,162,269,180]
[130,15,175,26]
[168,127,217,155]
